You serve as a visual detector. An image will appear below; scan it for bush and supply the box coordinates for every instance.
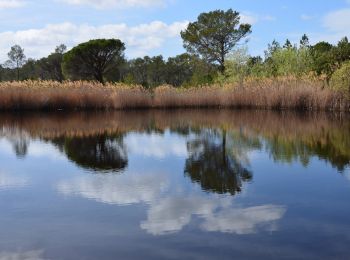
[330,61,350,93]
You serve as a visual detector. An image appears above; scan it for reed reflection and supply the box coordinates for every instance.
[0,110,349,173]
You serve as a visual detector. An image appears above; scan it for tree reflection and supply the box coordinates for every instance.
[53,133,128,171]
[12,137,29,158]
[184,129,258,195]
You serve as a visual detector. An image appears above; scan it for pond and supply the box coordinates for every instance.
[0,110,349,259]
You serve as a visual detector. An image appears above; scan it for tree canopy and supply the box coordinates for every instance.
[62,39,125,83]
[6,45,26,80]
[181,9,251,73]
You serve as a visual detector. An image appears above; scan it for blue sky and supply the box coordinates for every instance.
[0,0,349,61]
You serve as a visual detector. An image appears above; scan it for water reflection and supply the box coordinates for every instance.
[184,129,254,195]
[0,171,27,190]
[52,134,128,172]
[141,195,286,235]
[58,171,169,205]
[0,249,45,260]
[0,111,350,258]
[1,111,348,172]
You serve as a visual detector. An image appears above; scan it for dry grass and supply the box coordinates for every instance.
[0,77,348,111]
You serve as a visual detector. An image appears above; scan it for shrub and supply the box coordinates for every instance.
[330,61,350,94]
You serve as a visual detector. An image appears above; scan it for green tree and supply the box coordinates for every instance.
[165,53,194,87]
[330,60,350,94]
[37,44,67,81]
[21,58,39,80]
[332,37,350,69]
[181,9,251,73]
[311,41,334,77]
[300,34,310,48]
[62,39,125,83]
[283,39,293,49]
[217,46,250,84]
[6,45,26,80]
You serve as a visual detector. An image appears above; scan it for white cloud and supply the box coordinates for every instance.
[287,8,350,46]
[241,14,258,25]
[0,0,25,9]
[301,14,314,21]
[240,13,276,25]
[323,8,350,33]
[0,20,189,60]
[59,0,165,9]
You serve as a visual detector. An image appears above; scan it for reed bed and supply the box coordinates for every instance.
[0,78,348,111]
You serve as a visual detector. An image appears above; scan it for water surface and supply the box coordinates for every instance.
[0,110,349,259]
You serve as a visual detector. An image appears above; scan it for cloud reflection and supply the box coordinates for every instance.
[201,204,286,234]
[57,172,286,236]
[57,172,169,205]
[0,171,27,190]
[0,249,45,260]
[141,196,286,235]
[125,133,187,159]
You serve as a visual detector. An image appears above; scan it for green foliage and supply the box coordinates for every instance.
[310,38,350,79]
[124,54,216,88]
[165,54,194,87]
[21,58,39,80]
[181,9,251,72]
[221,36,314,82]
[125,56,166,88]
[62,39,125,83]
[330,61,350,93]
[268,45,313,76]
[333,37,350,67]
[217,47,250,84]
[37,45,67,81]
[310,41,334,77]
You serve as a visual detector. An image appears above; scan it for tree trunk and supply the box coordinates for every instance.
[95,71,104,84]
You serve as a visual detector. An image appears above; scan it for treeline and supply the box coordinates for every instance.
[0,44,217,87]
[0,9,350,92]
[222,35,350,85]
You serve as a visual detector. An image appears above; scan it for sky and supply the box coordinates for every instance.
[0,0,349,61]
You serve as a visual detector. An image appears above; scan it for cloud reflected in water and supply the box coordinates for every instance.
[0,249,45,260]
[125,133,187,159]
[58,172,169,205]
[57,172,286,235]
[141,196,286,235]
[0,171,28,190]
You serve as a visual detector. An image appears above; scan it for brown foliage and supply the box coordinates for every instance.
[0,78,348,111]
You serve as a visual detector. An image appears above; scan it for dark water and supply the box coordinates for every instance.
[0,110,349,260]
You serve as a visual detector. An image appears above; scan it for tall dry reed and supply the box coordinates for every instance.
[0,78,348,111]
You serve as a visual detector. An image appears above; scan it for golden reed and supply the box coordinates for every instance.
[0,77,348,111]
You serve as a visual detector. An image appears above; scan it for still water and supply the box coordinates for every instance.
[0,110,349,259]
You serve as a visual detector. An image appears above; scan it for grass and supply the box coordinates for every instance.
[0,77,348,111]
